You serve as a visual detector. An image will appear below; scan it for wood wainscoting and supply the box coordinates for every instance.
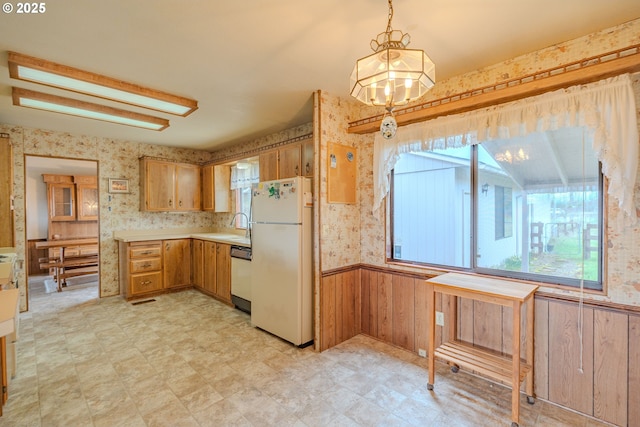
[320,264,640,427]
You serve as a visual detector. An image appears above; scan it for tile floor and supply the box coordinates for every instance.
[0,277,610,427]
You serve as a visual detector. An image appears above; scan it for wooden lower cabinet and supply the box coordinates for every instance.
[192,239,231,304]
[215,243,231,302]
[192,239,204,289]
[163,239,191,289]
[120,240,163,300]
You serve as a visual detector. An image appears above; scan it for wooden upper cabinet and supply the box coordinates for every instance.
[140,158,200,212]
[0,136,14,247]
[176,164,201,211]
[201,164,230,213]
[301,138,314,177]
[142,159,175,211]
[259,151,278,182]
[201,165,215,211]
[279,144,301,179]
[213,165,230,212]
[49,183,76,221]
[75,176,98,221]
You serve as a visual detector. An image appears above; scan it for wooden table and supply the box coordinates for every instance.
[426,273,538,427]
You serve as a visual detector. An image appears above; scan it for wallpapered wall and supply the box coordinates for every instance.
[318,19,640,306]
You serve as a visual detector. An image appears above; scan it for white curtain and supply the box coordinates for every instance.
[373,74,639,220]
[230,163,259,190]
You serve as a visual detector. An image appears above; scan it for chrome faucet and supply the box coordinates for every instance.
[229,212,251,238]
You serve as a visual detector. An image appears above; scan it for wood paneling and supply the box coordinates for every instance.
[392,275,415,351]
[473,301,502,352]
[534,299,549,400]
[548,300,594,416]
[593,310,628,426]
[377,272,393,342]
[320,270,359,352]
[414,279,428,353]
[458,297,474,343]
[340,271,357,341]
[629,316,640,427]
[320,275,336,351]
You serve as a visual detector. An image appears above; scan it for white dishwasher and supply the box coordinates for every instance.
[230,245,251,314]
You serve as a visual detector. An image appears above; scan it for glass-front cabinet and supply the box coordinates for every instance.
[49,182,76,221]
[77,184,98,220]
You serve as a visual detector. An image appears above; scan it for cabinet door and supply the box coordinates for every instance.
[163,239,191,288]
[76,185,98,220]
[143,160,175,211]
[259,151,278,182]
[215,243,231,303]
[49,183,76,221]
[301,139,314,177]
[192,239,204,289]
[201,165,215,211]
[214,165,231,213]
[203,241,217,294]
[0,136,13,247]
[176,164,201,211]
[279,144,301,178]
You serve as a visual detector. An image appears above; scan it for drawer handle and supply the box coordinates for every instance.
[140,250,152,255]
[140,280,152,285]
[141,262,152,268]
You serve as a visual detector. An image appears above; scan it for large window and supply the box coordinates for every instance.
[391,127,603,290]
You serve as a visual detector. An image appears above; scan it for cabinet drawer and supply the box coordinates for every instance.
[130,258,162,273]
[130,246,161,258]
[130,271,162,294]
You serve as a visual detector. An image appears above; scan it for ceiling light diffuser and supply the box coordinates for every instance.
[8,51,198,117]
[12,87,170,131]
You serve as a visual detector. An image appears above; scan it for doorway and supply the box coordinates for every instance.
[25,155,99,301]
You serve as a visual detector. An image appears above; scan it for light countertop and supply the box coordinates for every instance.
[113,229,250,247]
[0,248,16,289]
[0,288,19,338]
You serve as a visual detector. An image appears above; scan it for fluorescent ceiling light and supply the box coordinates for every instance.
[12,87,169,131]
[8,51,198,117]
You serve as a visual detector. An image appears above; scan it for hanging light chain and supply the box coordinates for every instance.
[386,0,394,34]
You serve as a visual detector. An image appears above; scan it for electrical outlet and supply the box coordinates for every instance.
[436,311,444,326]
[418,348,427,358]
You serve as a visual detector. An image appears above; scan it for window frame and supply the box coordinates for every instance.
[388,144,605,292]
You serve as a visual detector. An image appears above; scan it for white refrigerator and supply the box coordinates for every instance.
[250,176,313,346]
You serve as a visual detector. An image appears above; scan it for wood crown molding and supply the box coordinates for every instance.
[348,44,640,134]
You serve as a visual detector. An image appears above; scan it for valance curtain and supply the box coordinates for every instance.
[373,74,639,220]
[230,163,259,190]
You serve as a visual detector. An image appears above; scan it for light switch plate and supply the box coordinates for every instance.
[436,311,444,326]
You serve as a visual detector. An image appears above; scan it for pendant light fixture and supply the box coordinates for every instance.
[350,0,435,139]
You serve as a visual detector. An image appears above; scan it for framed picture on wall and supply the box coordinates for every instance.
[108,178,130,193]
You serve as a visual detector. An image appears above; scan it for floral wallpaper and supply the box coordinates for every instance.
[319,19,640,306]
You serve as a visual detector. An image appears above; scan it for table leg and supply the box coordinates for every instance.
[512,301,521,426]
[427,283,435,390]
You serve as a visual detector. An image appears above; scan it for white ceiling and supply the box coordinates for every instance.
[1,0,639,152]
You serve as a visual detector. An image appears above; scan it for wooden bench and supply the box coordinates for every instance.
[39,254,99,292]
